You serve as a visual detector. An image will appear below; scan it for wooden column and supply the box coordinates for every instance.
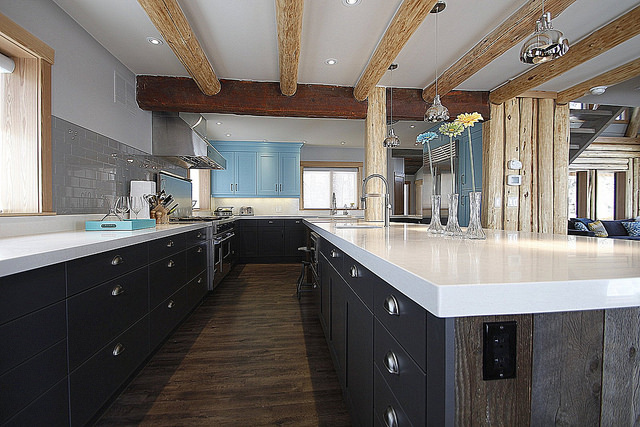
[484,103,504,230]
[503,98,520,231]
[538,99,555,234]
[553,104,570,234]
[364,87,387,222]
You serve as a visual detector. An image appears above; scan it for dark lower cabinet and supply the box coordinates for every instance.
[319,255,331,340]
[4,378,69,427]
[150,285,189,350]
[238,218,307,262]
[284,219,306,258]
[330,265,347,384]
[258,227,285,257]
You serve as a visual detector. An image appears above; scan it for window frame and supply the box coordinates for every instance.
[0,12,54,215]
[299,161,363,211]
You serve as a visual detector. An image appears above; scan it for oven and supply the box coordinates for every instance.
[213,220,235,287]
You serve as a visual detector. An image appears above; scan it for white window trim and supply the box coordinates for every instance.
[299,161,363,210]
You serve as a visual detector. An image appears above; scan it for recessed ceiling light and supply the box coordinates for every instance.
[340,141,346,145]
[342,0,361,6]
[325,58,337,65]
[409,125,415,128]
[146,37,163,46]
[216,121,222,125]
[225,133,232,137]
[589,86,607,95]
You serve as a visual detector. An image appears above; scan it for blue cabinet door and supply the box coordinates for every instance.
[257,153,279,196]
[235,152,257,196]
[211,152,235,196]
[279,152,300,196]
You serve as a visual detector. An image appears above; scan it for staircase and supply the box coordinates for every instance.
[569,105,625,163]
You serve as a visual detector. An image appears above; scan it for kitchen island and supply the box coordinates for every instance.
[304,219,640,426]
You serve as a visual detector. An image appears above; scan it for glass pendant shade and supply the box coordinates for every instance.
[520,12,569,64]
[425,94,449,122]
[383,127,401,148]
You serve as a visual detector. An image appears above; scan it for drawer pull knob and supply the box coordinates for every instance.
[111,285,125,296]
[111,255,124,266]
[383,406,398,427]
[197,232,202,238]
[383,295,400,316]
[166,240,174,248]
[268,220,274,224]
[167,259,175,268]
[112,343,125,357]
[384,351,400,375]
[167,300,175,309]
[197,247,203,253]
[330,249,339,258]
[197,277,203,284]
[349,265,358,278]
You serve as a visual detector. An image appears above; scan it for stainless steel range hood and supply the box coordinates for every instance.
[152,111,226,170]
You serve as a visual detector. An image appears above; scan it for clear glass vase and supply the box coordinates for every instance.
[444,193,463,236]
[427,195,444,234]
[465,191,486,239]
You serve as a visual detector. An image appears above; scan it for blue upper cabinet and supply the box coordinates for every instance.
[211,142,301,198]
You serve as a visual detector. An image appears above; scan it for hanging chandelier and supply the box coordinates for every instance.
[383,63,401,148]
[520,0,569,64]
[425,1,449,123]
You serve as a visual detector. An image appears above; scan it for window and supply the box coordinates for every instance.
[596,171,615,220]
[300,162,362,210]
[188,169,210,211]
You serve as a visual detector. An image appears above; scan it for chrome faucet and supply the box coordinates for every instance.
[360,173,390,227]
[330,192,337,215]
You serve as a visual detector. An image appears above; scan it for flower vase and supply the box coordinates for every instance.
[427,195,444,234]
[465,191,486,239]
[444,193,463,236]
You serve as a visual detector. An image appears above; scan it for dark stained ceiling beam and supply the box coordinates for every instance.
[136,75,490,120]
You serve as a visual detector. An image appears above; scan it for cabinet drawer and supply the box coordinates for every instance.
[186,227,208,248]
[69,315,149,427]
[4,378,69,427]
[261,219,284,227]
[150,285,189,350]
[239,219,258,228]
[0,263,65,325]
[186,242,208,281]
[374,280,427,371]
[284,218,305,229]
[67,243,148,295]
[374,365,414,427]
[375,319,426,426]
[149,233,186,262]
[320,241,343,273]
[0,301,66,376]
[149,252,187,309]
[187,271,208,308]
[67,267,148,371]
[0,339,67,425]
[342,253,375,310]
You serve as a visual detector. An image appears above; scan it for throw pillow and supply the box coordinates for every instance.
[574,221,589,232]
[588,220,608,238]
[623,221,640,237]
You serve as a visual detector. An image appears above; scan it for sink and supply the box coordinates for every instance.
[335,223,382,229]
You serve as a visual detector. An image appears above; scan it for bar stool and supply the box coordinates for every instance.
[296,246,316,299]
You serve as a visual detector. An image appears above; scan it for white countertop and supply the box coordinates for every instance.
[0,223,209,277]
[305,220,640,318]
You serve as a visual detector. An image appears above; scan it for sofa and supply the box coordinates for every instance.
[568,218,640,240]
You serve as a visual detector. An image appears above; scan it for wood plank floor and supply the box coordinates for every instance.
[96,264,352,426]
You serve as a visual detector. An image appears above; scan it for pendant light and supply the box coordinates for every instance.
[520,0,569,64]
[425,1,449,123]
[383,63,401,148]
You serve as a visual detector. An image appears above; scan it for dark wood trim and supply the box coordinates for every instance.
[136,75,490,120]
[614,171,627,219]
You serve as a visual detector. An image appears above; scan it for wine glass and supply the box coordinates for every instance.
[129,196,145,219]
[115,196,130,220]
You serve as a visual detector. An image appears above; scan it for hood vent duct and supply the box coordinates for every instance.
[152,111,226,170]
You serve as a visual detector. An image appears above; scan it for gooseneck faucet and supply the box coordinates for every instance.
[361,173,390,227]
[330,192,337,215]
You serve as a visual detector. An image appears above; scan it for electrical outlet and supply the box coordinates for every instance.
[483,321,517,380]
[507,196,518,207]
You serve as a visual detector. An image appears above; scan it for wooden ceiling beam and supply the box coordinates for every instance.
[625,107,640,138]
[556,58,640,104]
[275,0,304,96]
[422,0,576,102]
[137,0,220,95]
[353,0,437,102]
[490,4,640,104]
[136,75,490,120]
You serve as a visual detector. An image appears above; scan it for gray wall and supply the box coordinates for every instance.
[0,0,152,153]
[301,146,364,162]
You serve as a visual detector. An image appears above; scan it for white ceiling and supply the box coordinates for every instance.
[52,0,640,147]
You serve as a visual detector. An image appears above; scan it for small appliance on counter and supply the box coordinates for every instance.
[239,206,254,216]
[214,207,234,217]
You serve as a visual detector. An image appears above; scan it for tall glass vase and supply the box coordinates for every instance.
[465,191,486,239]
[444,193,463,236]
[427,195,444,234]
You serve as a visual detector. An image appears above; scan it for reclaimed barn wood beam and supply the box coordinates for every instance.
[626,107,640,138]
[490,4,640,104]
[136,75,490,120]
[556,58,640,104]
[353,0,437,101]
[422,0,576,102]
[275,0,304,96]
[138,0,220,95]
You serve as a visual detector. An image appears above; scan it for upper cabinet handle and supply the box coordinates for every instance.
[166,240,174,248]
[111,255,123,266]
[383,295,400,316]
[350,265,358,278]
[167,259,175,268]
[111,284,125,296]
